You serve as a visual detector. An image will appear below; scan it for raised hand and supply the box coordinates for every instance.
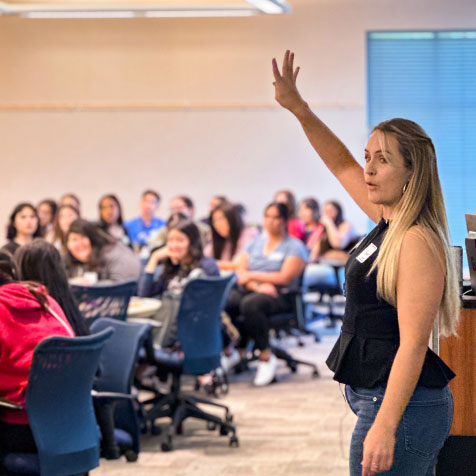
[272,50,305,112]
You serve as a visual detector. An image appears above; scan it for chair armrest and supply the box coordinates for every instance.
[0,398,23,410]
[91,390,134,400]
[127,317,162,328]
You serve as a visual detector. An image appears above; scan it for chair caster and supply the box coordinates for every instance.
[226,413,233,423]
[125,450,138,462]
[207,421,217,431]
[298,340,304,347]
[229,435,239,447]
[314,334,321,343]
[176,423,183,435]
[161,436,173,452]
[312,369,320,378]
[288,362,297,373]
[220,425,229,436]
[150,423,161,435]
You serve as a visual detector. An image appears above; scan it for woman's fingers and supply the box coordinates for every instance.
[293,66,300,83]
[271,57,282,81]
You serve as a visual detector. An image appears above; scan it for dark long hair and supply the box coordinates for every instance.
[210,203,244,260]
[301,197,320,223]
[52,204,80,248]
[326,200,344,226]
[98,194,124,227]
[274,190,297,219]
[160,218,204,284]
[6,203,41,241]
[37,199,58,229]
[0,251,49,310]
[15,239,89,336]
[64,219,116,274]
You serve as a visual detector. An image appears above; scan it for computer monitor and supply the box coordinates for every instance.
[465,213,476,237]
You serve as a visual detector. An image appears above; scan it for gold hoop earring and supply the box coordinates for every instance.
[402,182,408,194]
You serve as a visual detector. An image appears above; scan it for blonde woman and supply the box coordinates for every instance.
[273,51,459,476]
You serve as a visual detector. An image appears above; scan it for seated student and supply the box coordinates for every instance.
[36,199,57,241]
[225,202,307,386]
[97,194,132,247]
[1,203,41,256]
[200,195,229,225]
[15,239,120,459]
[148,195,210,251]
[204,202,257,272]
[49,204,80,253]
[299,197,324,251]
[309,200,357,264]
[0,252,75,458]
[124,190,166,250]
[274,189,306,241]
[138,217,219,347]
[59,193,81,216]
[64,219,141,284]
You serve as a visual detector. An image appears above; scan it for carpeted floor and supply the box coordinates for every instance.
[92,323,356,476]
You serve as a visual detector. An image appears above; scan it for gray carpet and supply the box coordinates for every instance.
[93,325,356,476]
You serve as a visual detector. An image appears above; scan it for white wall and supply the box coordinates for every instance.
[1,0,476,242]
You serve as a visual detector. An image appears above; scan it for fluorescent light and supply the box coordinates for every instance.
[22,10,136,18]
[144,9,256,18]
[247,0,290,14]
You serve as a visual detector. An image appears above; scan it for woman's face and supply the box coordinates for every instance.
[67,232,92,263]
[14,206,38,238]
[212,209,230,238]
[58,207,79,234]
[100,198,120,225]
[298,203,314,226]
[364,132,412,216]
[263,206,285,236]
[37,203,54,228]
[323,203,338,222]
[167,228,191,263]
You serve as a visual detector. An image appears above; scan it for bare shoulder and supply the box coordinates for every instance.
[401,225,445,273]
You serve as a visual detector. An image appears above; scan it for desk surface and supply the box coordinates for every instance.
[127,296,161,319]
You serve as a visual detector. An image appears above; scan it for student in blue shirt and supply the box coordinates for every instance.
[224,202,308,386]
[124,190,166,249]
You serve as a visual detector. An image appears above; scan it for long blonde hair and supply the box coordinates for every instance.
[371,118,459,337]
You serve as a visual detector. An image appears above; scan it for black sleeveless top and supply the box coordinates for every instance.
[326,219,455,388]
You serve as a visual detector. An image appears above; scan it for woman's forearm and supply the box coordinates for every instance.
[293,102,358,177]
[373,342,429,432]
[245,271,291,287]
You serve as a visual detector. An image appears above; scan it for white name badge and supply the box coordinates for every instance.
[268,251,284,261]
[356,243,377,263]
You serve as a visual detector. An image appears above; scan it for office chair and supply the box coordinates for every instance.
[142,274,239,451]
[70,279,137,325]
[0,328,114,476]
[90,318,151,462]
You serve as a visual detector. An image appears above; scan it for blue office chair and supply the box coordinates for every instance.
[142,274,239,451]
[90,318,151,462]
[70,279,137,326]
[0,328,114,476]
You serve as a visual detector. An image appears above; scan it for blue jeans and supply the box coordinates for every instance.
[345,385,453,476]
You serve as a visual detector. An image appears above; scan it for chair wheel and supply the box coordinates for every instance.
[298,340,304,347]
[226,414,233,423]
[161,437,173,452]
[289,363,297,373]
[314,334,321,343]
[220,425,229,436]
[176,423,183,435]
[125,450,138,462]
[229,435,239,447]
[312,369,320,378]
[207,421,217,431]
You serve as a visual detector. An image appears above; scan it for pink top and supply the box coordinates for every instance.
[288,218,306,241]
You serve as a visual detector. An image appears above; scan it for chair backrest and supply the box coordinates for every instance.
[26,328,114,476]
[176,274,236,375]
[70,279,137,325]
[90,318,151,453]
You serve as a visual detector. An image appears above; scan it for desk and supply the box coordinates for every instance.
[127,297,161,320]
[436,297,476,476]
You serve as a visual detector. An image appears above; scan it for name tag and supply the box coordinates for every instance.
[268,251,284,261]
[356,244,377,263]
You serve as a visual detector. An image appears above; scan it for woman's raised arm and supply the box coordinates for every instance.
[272,50,381,223]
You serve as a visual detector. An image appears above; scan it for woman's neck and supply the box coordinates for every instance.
[14,233,33,246]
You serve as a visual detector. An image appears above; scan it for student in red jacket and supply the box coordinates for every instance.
[0,252,74,457]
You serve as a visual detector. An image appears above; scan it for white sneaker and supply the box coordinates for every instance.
[253,354,278,386]
[221,349,241,373]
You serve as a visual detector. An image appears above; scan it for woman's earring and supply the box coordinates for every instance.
[402,182,408,194]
